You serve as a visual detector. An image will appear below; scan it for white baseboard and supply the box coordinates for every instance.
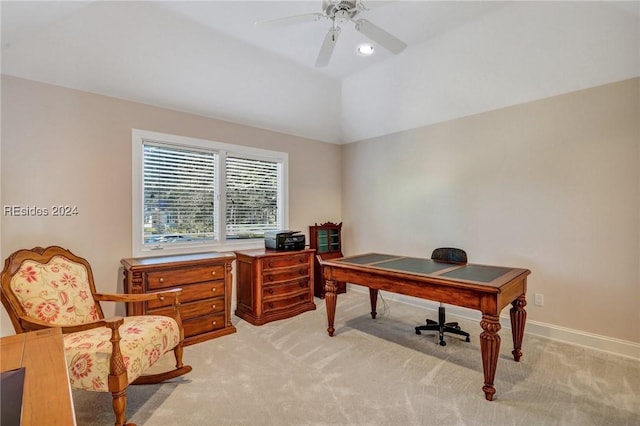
[348,286,640,361]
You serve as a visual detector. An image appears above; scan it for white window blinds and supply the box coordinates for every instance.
[134,129,288,255]
[225,156,280,238]
[143,143,216,244]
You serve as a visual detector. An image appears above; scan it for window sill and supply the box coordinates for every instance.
[134,239,265,258]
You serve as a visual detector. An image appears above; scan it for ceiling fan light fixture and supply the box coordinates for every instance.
[356,43,374,56]
[257,0,406,67]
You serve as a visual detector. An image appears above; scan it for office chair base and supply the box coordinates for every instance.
[415,307,471,346]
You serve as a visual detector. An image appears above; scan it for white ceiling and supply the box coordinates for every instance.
[2,1,639,143]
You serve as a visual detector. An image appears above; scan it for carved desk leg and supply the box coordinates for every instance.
[369,288,378,319]
[325,279,338,336]
[480,314,501,401]
[510,294,527,362]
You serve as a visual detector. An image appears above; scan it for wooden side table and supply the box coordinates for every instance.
[1,328,76,425]
[235,248,316,325]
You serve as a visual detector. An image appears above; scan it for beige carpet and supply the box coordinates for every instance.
[73,291,640,425]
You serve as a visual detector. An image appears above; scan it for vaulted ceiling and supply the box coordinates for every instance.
[2,1,638,143]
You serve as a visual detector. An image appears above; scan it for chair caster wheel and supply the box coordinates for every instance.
[439,340,446,346]
[415,329,421,335]
[465,337,470,342]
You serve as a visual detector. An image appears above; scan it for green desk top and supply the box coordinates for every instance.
[375,257,452,275]
[440,265,512,283]
[338,253,398,265]
[336,254,514,283]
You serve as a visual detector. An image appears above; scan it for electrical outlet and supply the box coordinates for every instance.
[534,293,544,306]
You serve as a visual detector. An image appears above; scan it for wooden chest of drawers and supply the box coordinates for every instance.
[121,252,236,345]
[235,249,316,326]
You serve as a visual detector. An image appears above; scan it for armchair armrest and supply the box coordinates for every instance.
[18,315,124,334]
[94,288,184,326]
[18,315,63,332]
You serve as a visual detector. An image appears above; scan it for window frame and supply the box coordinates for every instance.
[132,129,288,257]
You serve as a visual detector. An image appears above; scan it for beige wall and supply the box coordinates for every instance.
[2,75,639,347]
[0,75,342,336]
[342,78,640,343]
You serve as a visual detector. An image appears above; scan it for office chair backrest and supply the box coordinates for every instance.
[431,247,467,264]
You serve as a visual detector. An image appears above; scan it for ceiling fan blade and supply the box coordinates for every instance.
[360,1,395,10]
[315,26,341,67]
[255,13,324,27]
[354,19,406,54]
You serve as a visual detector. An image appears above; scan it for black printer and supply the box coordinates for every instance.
[264,230,305,251]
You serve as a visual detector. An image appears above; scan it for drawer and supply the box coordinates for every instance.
[261,253,309,270]
[183,313,225,337]
[147,265,225,289]
[263,292,312,314]
[262,266,309,285]
[147,281,225,308]
[262,278,309,299]
[150,297,225,320]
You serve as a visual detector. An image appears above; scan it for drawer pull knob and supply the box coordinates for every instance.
[268,288,274,294]
[299,282,305,288]
[299,295,305,300]
[299,257,305,263]
[268,275,274,281]
[212,320,217,325]
[211,271,216,276]
[268,262,274,268]
[159,277,164,283]
[211,304,216,309]
[211,287,217,292]
[299,269,305,275]
[268,302,274,308]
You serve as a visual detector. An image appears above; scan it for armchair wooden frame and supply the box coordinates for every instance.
[1,246,192,426]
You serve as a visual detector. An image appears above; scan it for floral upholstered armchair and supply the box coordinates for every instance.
[0,246,192,426]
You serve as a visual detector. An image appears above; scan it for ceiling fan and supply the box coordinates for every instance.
[257,0,407,67]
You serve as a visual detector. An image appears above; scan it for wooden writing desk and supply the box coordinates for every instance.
[321,253,531,401]
[1,328,76,425]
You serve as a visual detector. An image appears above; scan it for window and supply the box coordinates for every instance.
[132,129,288,256]
[225,156,280,239]
[143,144,216,245]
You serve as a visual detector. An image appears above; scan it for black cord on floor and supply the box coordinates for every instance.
[376,291,390,318]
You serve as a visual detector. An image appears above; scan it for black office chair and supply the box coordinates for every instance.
[415,247,471,346]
